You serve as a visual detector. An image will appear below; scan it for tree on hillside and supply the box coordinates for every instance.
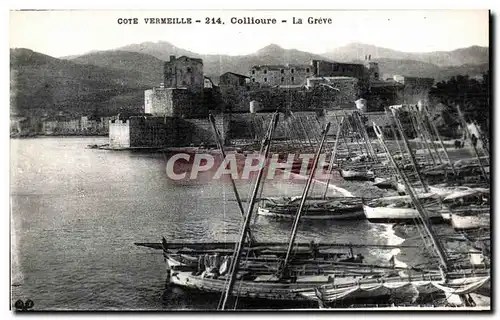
[429,72,490,135]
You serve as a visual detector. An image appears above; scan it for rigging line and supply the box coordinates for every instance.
[220,112,279,310]
[374,126,437,256]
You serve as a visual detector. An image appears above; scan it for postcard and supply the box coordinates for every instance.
[9,9,491,311]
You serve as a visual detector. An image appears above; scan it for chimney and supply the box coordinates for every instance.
[369,54,371,61]
[169,55,176,62]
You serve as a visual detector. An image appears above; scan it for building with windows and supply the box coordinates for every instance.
[219,72,249,86]
[163,55,204,92]
[311,60,366,79]
[248,64,314,86]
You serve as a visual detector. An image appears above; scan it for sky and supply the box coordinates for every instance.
[9,9,490,58]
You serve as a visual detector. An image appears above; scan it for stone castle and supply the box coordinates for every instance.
[107,54,434,149]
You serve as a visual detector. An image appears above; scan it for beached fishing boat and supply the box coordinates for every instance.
[441,188,490,230]
[450,212,490,231]
[257,196,364,220]
[362,193,443,222]
[442,188,489,206]
[373,177,399,190]
[339,168,375,181]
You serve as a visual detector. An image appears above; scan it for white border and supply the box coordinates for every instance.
[2,1,498,320]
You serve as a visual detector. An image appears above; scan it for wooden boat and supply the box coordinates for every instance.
[423,164,490,178]
[443,188,489,206]
[373,177,398,190]
[362,193,443,222]
[257,196,364,220]
[450,210,490,231]
[162,244,365,269]
[156,118,490,308]
[311,274,490,307]
[440,188,490,230]
[339,168,375,181]
[136,239,406,269]
[168,264,489,305]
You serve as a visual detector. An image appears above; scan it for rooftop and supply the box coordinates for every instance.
[220,72,249,78]
[251,64,311,71]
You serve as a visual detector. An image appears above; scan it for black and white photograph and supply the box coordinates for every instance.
[7,5,492,312]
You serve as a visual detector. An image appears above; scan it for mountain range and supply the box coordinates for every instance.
[11,42,489,117]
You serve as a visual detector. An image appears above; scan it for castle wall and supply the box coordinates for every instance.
[144,88,197,118]
[249,65,314,86]
[128,117,177,148]
[228,112,323,141]
[312,60,365,79]
[223,78,361,113]
[109,119,131,148]
[177,115,229,146]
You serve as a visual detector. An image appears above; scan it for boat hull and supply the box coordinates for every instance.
[339,169,375,181]
[169,269,490,305]
[257,207,365,220]
[451,213,490,230]
[362,204,443,223]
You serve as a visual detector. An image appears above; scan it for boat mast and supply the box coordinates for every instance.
[280,122,331,277]
[384,107,404,157]
[255,111,282,211]
[421,105,457,176]
[390,107,429,192]
[208,113,256,244]
[373,123,449,274]
[342,112,366,157]
[220,112,279,310]
[409,106,437,165]
[456,105,489,183]
[414,105,443,164]
[334,114,352,156]
[323,117,344,199]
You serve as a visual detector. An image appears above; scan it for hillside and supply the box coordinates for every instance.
[111,42,330,78]
[374,59,488,81]
[13,42,489,118]
[10,48,147,117]
[70,50,164,85]
[105,41,489,80]
[322,43,489,67]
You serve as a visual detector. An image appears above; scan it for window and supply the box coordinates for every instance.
[291,76,295,82]
[291,69,295,74]
[252,70,255,75]
[187,67,192,73]
[334,65,339,71]
[170,68,173,74]
[182,80,187,85]
[281,77,284,83]
[264,78,267,82]
[281,69,284,74]
[264,70,267,74]
[306,68,310,73]
[252,78,255,82]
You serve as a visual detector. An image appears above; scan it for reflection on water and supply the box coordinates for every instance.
[11,137,397,310]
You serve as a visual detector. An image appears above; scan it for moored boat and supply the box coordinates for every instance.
[373,177,398,190]
[339,168,375,181]
[167,263,489,306]
[450,211,490,231]
[362,193,443,223]
[257,196,364,220]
